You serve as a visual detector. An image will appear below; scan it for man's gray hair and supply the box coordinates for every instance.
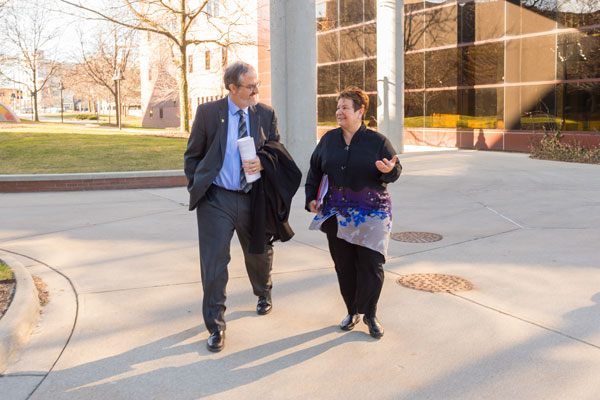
[223,61,254,90]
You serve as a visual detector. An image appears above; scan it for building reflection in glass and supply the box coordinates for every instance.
[317,0,377,131]
[404,0,600,150]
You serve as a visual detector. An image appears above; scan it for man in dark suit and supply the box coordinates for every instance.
[184,61,280,352]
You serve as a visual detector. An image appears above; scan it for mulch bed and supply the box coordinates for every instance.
[33,276,49,307]
[0,276,50,320]
[0,279,16,319]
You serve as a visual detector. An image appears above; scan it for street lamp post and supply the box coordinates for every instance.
[112,67,124,130]
[58,81,65,124]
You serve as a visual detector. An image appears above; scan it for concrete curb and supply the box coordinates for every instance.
[0,254,40,374]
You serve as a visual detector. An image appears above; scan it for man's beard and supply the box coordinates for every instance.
[246,96,258,107]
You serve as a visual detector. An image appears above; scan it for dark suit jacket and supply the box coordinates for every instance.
[184,97,281,211]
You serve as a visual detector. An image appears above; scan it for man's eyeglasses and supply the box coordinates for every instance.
[238,81,261,91]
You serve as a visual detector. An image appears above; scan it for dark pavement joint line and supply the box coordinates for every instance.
[450,292,600,351]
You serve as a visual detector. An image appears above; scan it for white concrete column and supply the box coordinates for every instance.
[269,0,317,176]
[377,0,404,153]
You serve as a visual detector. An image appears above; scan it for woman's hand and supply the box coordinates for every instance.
[375,155,398,173]
[308,200,318,213]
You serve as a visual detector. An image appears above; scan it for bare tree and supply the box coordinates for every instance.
[0,0,60,121]
[57,0,256,133]
[75,25,137,125]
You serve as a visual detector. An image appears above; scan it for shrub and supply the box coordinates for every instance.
[75,114,99,120]
[530,131,600,164]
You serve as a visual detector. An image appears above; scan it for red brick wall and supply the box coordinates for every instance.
[404,128,600,152]
[0,176,187,193]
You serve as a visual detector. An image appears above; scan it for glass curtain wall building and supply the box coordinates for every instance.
[316,0,377,137]
[404,0,600,151]
[315,0,600,151]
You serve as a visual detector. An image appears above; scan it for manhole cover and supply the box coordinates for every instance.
[391,232,443,243]
[397,274,473,292]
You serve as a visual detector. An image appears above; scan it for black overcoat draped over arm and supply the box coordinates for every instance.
[249,141,302,254]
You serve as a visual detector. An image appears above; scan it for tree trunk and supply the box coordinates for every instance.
[178,46,189,133]
[114,83,120,127]
[178,2,190,133]
[33,91,39,122]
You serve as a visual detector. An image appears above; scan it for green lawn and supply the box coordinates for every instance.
[0,261,13,281]
[0,122,187,174]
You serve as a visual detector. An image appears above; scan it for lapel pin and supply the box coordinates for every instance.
[221,118,224,123]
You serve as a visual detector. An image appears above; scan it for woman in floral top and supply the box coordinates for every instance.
[305,86,401,339]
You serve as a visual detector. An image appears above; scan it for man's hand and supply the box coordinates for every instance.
[375,155,398,173]
[242,157,263,175]
[308,200,318,213]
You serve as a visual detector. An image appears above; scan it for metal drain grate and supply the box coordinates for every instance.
[391,232,443,243]
[397,274,473,292]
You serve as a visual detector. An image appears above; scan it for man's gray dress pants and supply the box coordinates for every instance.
[195,184,273,333]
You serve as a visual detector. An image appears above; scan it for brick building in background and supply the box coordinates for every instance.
[139,0,271,129]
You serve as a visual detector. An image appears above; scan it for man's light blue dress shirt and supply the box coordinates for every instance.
[213,96,251,190]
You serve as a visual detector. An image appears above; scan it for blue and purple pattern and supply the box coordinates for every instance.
[310,186,393,256]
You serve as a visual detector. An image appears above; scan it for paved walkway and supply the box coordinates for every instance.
[1,149,599,399]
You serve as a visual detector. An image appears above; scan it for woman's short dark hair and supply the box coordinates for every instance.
[337,86,369,113]
[223,61,254,90]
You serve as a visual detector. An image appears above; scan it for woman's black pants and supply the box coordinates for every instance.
[322,216,385,317]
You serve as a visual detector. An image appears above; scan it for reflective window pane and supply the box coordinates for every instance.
[318,96,338,125]
[405,53,425,89]
[405,12,426,51]
[365,0,376,21]
[425,5,458,48]
[458,89,503,129]
[340,60,364,89]
[425,49,458,88]
[318,64,340,95]
[365,58,377,91]
[519,85,557,129]
[366,94,378,126]
[405,0,424,13]
[558,1,600,28]
[424,0,454,7]
[317,0,338,32]
[425,91,458,128]
[458,2,476,43]
[463,43,504,85]
[475,0,504,41]
[560,83,600,131]
[340,26,365,59]
[405,92,425,127]
[340,0,364,26]
[558,30,600,80]
[318,31,339,64]
[521,0,557,34]
[364,23,377,57]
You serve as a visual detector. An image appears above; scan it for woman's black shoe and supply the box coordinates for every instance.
[340,314,360,331]
[363,316,384,338]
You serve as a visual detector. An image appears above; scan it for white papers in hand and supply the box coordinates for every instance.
[238,136,261,183]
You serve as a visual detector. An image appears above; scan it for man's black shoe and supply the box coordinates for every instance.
[363,316,384,338]
[257,296,272,315]
[207,330,225,352]
[340,314,360,331]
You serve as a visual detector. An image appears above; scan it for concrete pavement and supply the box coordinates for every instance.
[0,149,599,399]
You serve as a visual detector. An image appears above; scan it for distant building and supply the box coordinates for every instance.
[140,0,270,129]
